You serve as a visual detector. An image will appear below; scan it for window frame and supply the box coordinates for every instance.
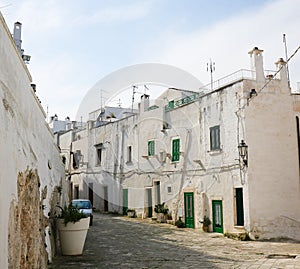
[148,140,155,156]
[127,145,132,163]
[172,138,180,162]
[210,125,220,151]
[95,143,103,166]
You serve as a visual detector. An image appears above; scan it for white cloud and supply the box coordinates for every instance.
[146,0,300,89]
[75,1,153,25]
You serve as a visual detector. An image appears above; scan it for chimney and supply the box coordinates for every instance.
[275,58,288,85]
[140,94,150,112]
[248,47,265,82]
[13,22,22,56]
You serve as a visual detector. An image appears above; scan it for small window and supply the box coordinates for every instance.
[172,138,180,162]
[127,146,132,163]
[95,143,103,165]
[210,125,220,150]
[167,186,172,194]
[148,140,155,156]
[96,148,102,165]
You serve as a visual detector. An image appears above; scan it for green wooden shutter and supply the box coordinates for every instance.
[210,126,220,150]
[172,138,180,162]
[148,140,155,156]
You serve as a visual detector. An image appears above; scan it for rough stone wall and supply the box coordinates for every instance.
[8,168,48,269]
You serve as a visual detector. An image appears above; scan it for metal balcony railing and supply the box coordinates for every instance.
[165,69,277,112]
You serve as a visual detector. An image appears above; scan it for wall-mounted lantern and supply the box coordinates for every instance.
[238,140,248,166]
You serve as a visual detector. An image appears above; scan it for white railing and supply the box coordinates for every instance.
[199,69,277,93]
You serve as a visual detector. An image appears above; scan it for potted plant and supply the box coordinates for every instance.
[56,204,90,255]
[175,217,185,228]
[154,203,169,223]
[202,215,211,232]
[126,208,136,218]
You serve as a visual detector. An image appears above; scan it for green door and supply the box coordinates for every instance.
[123,189,128,215]
[212,200,223,233]
[184,192,194,228]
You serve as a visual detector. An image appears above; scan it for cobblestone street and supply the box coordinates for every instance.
[50,213,300,269]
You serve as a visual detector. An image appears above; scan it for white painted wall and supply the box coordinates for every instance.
[0,13,65,267]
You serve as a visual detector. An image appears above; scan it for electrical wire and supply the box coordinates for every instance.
[237,45,300,113]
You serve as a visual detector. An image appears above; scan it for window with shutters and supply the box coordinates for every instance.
[172,138,180,162]
[210,125,220,151]
[148,140,155,156]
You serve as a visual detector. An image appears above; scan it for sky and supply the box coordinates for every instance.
[1,0,300,121]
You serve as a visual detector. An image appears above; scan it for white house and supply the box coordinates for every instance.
[59,47,300,241]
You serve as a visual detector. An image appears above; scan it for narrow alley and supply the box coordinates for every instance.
[50,213,300,269]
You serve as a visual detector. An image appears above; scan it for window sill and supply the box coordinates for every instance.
[234,225,245,229]
[208,149,222,155]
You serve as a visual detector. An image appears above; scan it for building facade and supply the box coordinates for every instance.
[0,14,66,268]
[59,47,300,241]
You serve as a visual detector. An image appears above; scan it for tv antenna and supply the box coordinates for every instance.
[283,34,290,87]
[131,85,138,112]
[207,59,215,91]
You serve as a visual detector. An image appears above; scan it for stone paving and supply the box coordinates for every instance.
[49,212,300,269]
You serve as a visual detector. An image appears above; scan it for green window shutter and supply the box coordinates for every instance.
[148,140,155,156]
[210,126,220,150]
[172,138,180,162]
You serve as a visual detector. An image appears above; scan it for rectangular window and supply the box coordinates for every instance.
[172,138,180,162]
[167,186,172,194]
[210,125,220,150]
[95,143,103,165]
[127,146,132,163]
[235,188,244,226]
[148,140,155,156]
[97,148,102,165]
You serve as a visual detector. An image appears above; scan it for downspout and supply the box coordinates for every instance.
[174,128,191,221]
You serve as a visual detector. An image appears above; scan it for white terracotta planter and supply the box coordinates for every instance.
[57,217,90,255]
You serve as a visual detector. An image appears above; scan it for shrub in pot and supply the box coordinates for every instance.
[154,203,169,223]
[56,204,90,255]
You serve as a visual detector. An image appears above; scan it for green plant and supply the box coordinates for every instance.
[154,203,169,215]
[126,208,136,217]
[57,204,87,226]
[203,215,211,226]
[175,218,185,228]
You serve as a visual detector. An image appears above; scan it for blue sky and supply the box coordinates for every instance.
[1,0,300,120]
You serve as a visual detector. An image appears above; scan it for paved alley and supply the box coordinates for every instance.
[49,213,300,269]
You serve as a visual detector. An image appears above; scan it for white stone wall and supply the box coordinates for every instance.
[0,14,65,267]
[58,48,300,241]
[245,77,300,240]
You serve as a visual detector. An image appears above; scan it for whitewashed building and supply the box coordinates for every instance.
[0,15,66,268]
[59,47,300,241]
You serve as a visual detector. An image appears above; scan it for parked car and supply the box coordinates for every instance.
[71,199,94,225]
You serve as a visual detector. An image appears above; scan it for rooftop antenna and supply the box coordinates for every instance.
[131,85,138,112]
[117,98,122,108]
[207,59,215,91]
[283,34,290,87]
[144,85,150,94]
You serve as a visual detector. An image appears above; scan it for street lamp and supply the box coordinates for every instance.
[238,140,248,166]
